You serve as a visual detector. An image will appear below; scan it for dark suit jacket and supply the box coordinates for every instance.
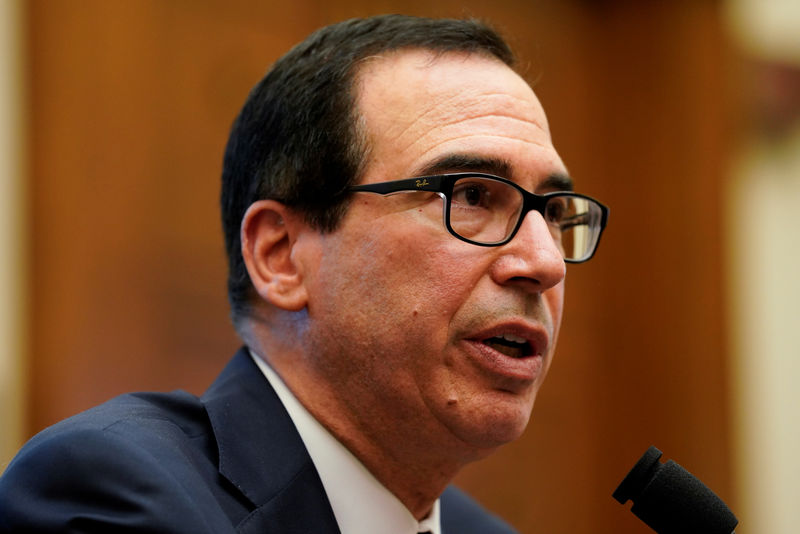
[0,348,516,533]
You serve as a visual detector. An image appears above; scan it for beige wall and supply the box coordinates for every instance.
[0,0,26,470]
[728,135,800,533]
[726,0,800,531]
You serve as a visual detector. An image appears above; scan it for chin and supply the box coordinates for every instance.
[450,392,536,451]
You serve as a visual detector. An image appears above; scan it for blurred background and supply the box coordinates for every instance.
[1,0,798,532]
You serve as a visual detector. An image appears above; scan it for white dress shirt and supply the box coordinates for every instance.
[251,350,441,534]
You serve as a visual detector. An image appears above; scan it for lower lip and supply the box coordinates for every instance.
[462,340,544,382]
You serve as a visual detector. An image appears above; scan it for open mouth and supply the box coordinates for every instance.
[482,334,534,359]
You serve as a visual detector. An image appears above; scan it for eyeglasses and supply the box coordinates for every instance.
[348,173,609,263]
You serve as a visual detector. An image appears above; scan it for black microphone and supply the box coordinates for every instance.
[613,446,738,534]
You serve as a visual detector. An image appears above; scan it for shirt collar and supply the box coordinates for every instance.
[250,350,441,534]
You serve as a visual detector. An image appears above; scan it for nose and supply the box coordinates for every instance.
[490,210,566,292]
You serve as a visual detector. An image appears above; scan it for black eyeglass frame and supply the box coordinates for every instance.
[348,172,609,263]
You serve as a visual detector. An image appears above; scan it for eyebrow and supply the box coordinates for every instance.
[413,153,574,192]
[539,173,574,192]
[414,154,512,178]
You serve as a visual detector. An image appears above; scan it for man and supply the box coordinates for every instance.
[0,14,607,533]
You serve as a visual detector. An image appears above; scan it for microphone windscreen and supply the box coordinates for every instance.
[613,446,738,534]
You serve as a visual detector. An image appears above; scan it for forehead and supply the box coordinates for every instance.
[352,49,565,187]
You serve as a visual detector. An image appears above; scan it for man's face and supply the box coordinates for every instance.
[300,50,568,456]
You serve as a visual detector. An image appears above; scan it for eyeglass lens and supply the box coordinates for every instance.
[447,176,602,261]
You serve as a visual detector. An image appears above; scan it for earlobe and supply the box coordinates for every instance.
[240,200,309,311]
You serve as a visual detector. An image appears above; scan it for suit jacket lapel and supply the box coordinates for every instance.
[202,348,341,534]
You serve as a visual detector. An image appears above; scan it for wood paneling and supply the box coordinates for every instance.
[25,1,735,532]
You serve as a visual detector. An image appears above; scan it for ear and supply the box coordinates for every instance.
[240,200,310,312]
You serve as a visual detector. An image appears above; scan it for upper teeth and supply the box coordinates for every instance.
[499,333,526,344]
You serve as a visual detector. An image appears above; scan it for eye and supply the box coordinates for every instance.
[453,182,491,208]
[545,198,567,223]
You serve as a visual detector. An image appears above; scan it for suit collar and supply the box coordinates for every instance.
[201,348,340,533]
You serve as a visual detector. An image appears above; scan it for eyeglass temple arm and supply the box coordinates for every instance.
[348,175,446,195]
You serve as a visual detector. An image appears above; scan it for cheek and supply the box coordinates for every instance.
[341,233,479,345]
[547,283,565,328]
[310,196,491,339]
[538,283,565,382]
[391,240,482,316]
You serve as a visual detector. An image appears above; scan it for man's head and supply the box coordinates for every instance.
[221,15,515,325]
[223,15,606,482]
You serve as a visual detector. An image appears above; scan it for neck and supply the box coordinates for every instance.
[307,393,480,519]
[265,359,492,519]
[319,413,464,519]
[241,317,495,520]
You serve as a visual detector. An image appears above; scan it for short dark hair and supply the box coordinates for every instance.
[221,14,515,325]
